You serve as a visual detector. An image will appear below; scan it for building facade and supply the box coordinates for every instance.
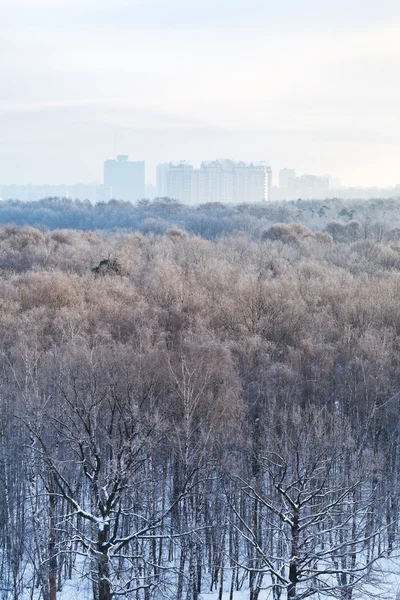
[166,161,193,204]
[233,161,272,204]
[104,155,145,202]
[156,163,169,197]
[156,159,272,204]
[279,168,296,188]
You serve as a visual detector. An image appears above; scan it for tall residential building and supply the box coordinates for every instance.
[279,168,296,188]
[234,161,272,203]
[166,161,194,204]
[157,159,272,204]
[191,168,206,205]
[276,170,330,200]
[156,163,169,197]
[104,155,145,202]
[201,160,223,203]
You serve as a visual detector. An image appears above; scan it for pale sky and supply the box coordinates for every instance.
[1,0,400,187]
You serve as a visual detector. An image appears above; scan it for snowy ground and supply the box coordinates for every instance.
[13,554,400,600]
[197,556,400,600]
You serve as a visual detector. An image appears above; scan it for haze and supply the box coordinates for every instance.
[1,0,400,187]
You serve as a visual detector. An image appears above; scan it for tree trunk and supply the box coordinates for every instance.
[48,480,57,600]
[97,526,111,600]
[287,511,299,600]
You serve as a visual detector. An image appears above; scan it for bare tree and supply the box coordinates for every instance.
[231,402,388,600]
[25,342,189,600]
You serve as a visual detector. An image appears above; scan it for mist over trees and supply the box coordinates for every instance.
[0,217,400,598]
[1,197,400,242]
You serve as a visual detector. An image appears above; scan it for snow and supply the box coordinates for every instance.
[7,552,400,600]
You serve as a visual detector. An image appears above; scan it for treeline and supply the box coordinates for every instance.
[0,225,400,599]
[1,196,400,240]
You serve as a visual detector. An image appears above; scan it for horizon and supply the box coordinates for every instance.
[1,0,400,189]
[1,159,399,191]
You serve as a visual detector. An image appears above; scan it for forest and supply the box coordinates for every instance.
[1,196,400,242]
[1,201,400,600]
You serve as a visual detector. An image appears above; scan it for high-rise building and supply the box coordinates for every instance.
[166,161,193,204]
[279,168,296,188]
[234,161,272,203]
[104,155,145,202]
[219,160,235,204]
[155,159,272,204]
[201,160,223,203]
[191,168,206,205]
[200,160,272,204]
[156,163,169,197]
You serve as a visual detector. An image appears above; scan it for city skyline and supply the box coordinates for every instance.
[0,153,400,189]
[0,153,396,190]
[0,150,399,190]
[1,0,400,188]
[2,156,400,204]
[0,156,354,192]
[156,159,272,204]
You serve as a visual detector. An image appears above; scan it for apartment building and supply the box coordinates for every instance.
[166,161,193,204]
[156,163,169,197]
[156,159,272,204]
[234,161,271,204]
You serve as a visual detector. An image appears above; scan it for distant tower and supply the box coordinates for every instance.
[166,161,193,203]
[234,161,272,203]
[104,155,145,202]
[156,159,272,204]
[200,160,272,203]
[156,163,170,197]
[279,168,296,188]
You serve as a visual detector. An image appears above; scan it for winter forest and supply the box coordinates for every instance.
[1,198,400,600]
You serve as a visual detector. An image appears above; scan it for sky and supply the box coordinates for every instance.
[1,0,400,187]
